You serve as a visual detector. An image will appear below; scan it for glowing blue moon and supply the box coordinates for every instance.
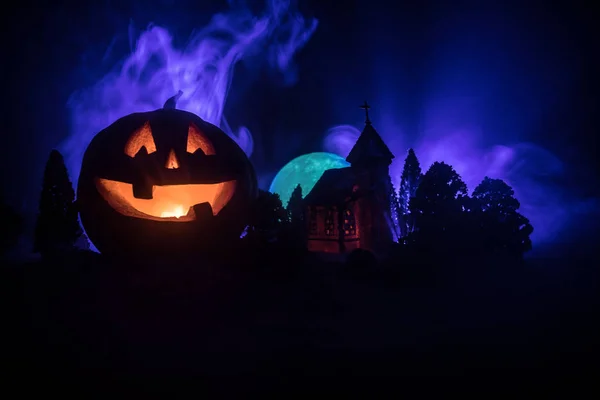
[269,152,350,206]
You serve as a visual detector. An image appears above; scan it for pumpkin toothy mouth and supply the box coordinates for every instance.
[95,178,236,222]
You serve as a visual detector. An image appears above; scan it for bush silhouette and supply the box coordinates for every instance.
[408,162,468,252]
[471,177,533,258]
[246,189,287,244]
[346,248,377,271]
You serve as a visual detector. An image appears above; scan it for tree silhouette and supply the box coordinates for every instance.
[398,148,422,236]
[0,195,23,258]
[33,150,84,258]
[285,184,306,246]
[472,177,520,214]
[287,184,304,226]
[409,162,468,251]
[472,177,533,258]
[387,177,402,240]
[248,190,287,243]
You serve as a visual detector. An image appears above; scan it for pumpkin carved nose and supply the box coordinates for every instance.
[165,149,179,169]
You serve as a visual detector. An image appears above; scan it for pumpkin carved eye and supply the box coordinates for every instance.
[124,121,157,157]
[187,123,215,155]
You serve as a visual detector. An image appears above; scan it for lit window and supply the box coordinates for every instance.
[343,208,356,236]
[325,208,335,236]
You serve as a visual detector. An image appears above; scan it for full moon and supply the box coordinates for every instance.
[269,152,350,206]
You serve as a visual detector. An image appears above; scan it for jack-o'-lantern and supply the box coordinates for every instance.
[77,94,258,257]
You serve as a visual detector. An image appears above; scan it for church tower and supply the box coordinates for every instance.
[303,101,396,256]
[345,101,396,251]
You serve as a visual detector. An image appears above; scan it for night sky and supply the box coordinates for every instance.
[2,0,598,251]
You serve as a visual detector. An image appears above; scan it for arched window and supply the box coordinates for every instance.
[343,208,356,236]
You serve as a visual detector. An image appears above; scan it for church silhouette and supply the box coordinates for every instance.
[304,102,397,254]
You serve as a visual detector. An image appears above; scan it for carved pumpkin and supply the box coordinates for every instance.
[77,97,257,257]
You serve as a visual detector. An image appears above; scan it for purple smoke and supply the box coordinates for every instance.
[61,0,317,184]
[323,121,596,247]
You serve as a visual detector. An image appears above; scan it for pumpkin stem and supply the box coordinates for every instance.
[163,90,183,110]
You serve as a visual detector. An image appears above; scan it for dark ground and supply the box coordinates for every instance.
[2,248,599,394]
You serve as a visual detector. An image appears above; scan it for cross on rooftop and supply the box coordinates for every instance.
[360,101,371,124]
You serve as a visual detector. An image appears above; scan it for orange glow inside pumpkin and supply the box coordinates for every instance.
[106,120,233,222]
[125,122,215,158]
[95,178,236,222]
[124,122,157,157]
[165,149,179,169]
[187,123,215,155]
[160,205,186,218]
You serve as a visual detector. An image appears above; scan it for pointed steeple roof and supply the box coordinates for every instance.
[346,101,395,165]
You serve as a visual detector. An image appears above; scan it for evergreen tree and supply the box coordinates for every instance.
[398,148,423,236]
[286,184,304,226]
[33,150,84,258]
[285,184,306,247]
[387,177,402,240]
[472,177,533,258]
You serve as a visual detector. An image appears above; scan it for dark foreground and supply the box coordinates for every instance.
[3,249,599,393]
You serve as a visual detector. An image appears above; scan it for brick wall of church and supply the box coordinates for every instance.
[305,203,361,253]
